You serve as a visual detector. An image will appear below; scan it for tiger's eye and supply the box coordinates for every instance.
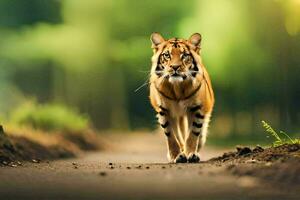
[182,53,190,60]
[163,52,171,59]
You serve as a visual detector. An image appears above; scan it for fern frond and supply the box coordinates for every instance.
[279,131,295,144]
[261,120,300,147]
[261,120,281,142]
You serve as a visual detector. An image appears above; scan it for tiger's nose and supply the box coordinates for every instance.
[171,65,180,71]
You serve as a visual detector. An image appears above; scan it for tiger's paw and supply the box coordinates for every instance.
[187,153,200,163]
[174,153,187,163]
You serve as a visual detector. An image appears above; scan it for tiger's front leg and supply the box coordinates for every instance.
[184,105,206,163]
[157,106,187,163]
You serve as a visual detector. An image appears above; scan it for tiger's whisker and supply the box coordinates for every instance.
[134,80,150,93]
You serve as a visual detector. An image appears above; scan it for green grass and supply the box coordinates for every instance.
[261,121,300,147]
[11,102,90,133]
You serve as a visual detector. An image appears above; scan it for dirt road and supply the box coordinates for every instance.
[0,133,299,200]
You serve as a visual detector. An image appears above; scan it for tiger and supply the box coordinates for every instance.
[149,32,214,163]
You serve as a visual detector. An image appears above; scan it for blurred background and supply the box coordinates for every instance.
[0,0,299,145]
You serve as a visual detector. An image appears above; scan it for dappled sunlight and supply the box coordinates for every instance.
[281,0,300,36]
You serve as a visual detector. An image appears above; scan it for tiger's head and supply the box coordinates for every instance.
[150,33,203,85]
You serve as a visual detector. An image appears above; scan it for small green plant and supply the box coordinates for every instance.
[261,120,300,147]
[11,102,90,132]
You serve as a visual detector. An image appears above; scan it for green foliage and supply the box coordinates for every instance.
[261,121,300,147]
[0,0,299,133]
[11,102,90,132]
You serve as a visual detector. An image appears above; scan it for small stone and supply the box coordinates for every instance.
[126,166,131,169]
[265,162,272,167]
[288,144,299,152]
[145,166,150,169]
[32,159,40,163]
[72,162,77,166]
[2,161,8,165]
[236,146,242,151]
[17,161,22,165]
[245,159,257,164]
[253,145,264,153]
[74,166,78,169]
[236,146,252,156]
[99,172,107,176]
[136,165,142,169]
[110,166,114,169]
[108,162,113,165]
[10,164,17,167]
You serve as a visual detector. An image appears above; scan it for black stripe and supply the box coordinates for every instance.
[195,113,204,119]
[182,84,201,100]
[192,122,202,128]
[165,132,171,137]
[155,64,164,71]
[192,61,199,71]
[159,106,168,112]
[155,82,201,101]
[190,56,198,78]
[156,55,161,70]
[161,122,169,128]
[185,42,190,50]
[155,53,166,77]
[192,131,200,136]
[190,105,201,112]
[158,111,165,116]
[156,89,175,100]
[172,42,179,48]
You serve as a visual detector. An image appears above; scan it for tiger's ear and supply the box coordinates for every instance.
[189,33,202,53]
[150,32,165,48]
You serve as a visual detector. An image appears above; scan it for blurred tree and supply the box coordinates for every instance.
[0,0,194,130]
[0,0,61,28]
[0,0,299,137]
